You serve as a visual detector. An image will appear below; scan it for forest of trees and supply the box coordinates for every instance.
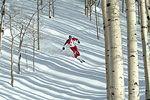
[84,0,150,100]
[0,0,55,87]
[101,0,150,100]
[1,0,150,100]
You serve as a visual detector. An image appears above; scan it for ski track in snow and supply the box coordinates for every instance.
[0,0,146,100]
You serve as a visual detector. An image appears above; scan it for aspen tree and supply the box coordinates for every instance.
[0,0,6,56]
[52,0,55,17]
[18,26,23,74]
[126,0,140,99]
[18,10,37,74]
[138,0,141,24]
[85,0,88,16]
[95,0,99,39]
[90,0,92,21]
[10,15,14,87]
[49,0,52,18]
[106,0,125,99]
[102,0,110,99]
[37,0,40,50]
[33,18,35,72]
[140,0,150,99]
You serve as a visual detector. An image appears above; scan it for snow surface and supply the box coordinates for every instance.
[0,0,146,100]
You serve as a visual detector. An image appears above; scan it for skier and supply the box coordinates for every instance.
[62,35,80,58]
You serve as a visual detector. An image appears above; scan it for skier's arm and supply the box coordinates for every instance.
[64,40,69,46]
[62,40,69,50]
[73,38,80,44]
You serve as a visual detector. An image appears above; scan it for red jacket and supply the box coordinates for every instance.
[64,38,78,47]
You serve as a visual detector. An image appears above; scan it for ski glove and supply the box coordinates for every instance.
[78,40,80,44]
[62,47,65,50]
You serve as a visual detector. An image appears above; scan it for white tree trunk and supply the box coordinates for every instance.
[0,0,6,56]
[49,0,52,18]
[140,0,150,99]
[90,0,92,21]
[37,0,40,50]
[18,27,23,74]
[126,0,140,100]
[95,0,99,39]
[85,0,88,17]
[101,0,110,100]
[107,0,125,99]
[138,0,141,24]
[33,18,35,72]
[52,0,55,17]
[10,15,14,87]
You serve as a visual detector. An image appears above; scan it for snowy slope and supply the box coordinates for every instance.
[0,0,145,100]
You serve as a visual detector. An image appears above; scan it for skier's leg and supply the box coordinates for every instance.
[70,47,77,58]
[75,46,80,57]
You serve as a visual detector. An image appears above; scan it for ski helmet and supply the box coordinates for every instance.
[69,35,72,39]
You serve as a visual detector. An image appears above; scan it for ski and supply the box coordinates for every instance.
[77,58,85,63]
[80,59,85,63]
